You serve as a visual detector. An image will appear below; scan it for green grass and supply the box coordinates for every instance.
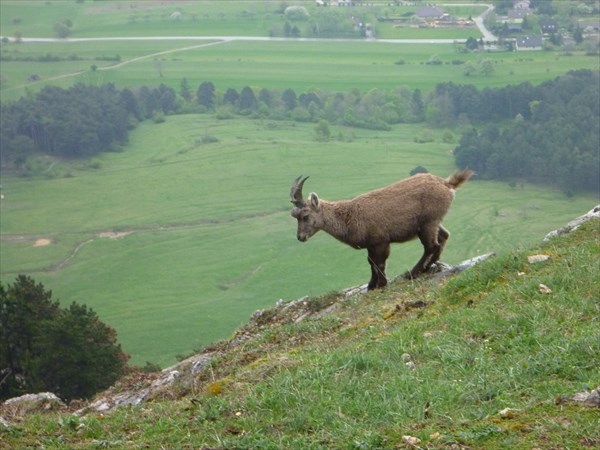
[1,115,598,367]
[2,220,598,449]
[1,0,599,367]
[1,0,599,102]
[2,38,599,102]
[0,1,485,40]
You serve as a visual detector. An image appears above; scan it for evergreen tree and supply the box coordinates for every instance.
[197,81,216,109]
[0,276,128,401]
[180,78,192,102]
[239,86,258,111]
[223,87,240,106]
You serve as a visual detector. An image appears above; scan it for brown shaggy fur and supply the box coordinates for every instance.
[290,170,473,290]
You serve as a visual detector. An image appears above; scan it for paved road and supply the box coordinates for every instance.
[4,35,468,44]
[472,3,498,42]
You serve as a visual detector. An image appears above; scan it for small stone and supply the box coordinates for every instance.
[402,435,421,446]
[528,254,550,264]
[538,284,552,294]
[499,407,519,418]
[571,386,600,407]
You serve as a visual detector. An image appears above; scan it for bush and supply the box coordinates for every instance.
[284,6,310,21]
[410,166,429,176]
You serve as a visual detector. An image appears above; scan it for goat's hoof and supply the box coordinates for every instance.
[427,262,453,273]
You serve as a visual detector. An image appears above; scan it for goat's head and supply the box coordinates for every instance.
[290,175,323,242]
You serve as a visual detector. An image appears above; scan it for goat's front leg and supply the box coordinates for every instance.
[367,243,390,290]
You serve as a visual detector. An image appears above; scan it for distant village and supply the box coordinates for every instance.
[316,0,600,51]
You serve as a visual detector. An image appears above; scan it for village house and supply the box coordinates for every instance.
[513,0,531,10]
[415,6,446,20]
[540,19,559,35]
[515,35,543,51]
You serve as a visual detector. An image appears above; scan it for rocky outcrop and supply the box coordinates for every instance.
[1,392,66,426]
[543,205,600,241]
[74,352,215,416]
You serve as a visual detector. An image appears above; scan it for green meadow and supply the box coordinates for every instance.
[1,116,597,366]
[2,38,599,103]
[1,0,599,366]
[2,0,599,102]
[0,0,484,39]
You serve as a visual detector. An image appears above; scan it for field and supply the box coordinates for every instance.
[0,1,485,39]
[2,1,600,102]
[1,0,599,367]
[3,38,599,103]
[1,116,597,366]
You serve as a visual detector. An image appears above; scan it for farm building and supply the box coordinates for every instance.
[515,35,543,51]
[415,6,446,20]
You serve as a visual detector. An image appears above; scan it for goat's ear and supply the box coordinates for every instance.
[309,192,320,210]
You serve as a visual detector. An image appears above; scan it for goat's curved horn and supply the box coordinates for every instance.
[290,175,309,207]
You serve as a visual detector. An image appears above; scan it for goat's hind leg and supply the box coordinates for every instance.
[430,225,449,266]
[406,223,441,279]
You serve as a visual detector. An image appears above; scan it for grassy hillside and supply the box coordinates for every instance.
[2,219,598,449]
[1,115,598,367]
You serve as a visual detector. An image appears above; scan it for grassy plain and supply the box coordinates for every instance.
[2,38,599,102]
[1,116,597,366]
[0,1,484,39]
[1,0,599,366]
[2,0,599,102]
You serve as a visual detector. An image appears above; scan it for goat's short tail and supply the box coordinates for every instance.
[446,169,474,189]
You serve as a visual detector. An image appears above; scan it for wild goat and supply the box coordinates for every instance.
[290,170,473,290]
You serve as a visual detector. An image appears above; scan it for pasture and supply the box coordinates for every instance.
[1,0,599,366]
[1,115,597,366]
[2,0,599,102]
[0,1,484,39]
[2,38,599,103]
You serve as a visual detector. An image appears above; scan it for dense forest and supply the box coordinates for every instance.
[453,70,599,192]
[1,69,598,192]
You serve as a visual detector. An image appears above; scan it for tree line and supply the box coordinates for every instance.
[452,70,599,192]
[1,83,132,163]
[1,70,598,192]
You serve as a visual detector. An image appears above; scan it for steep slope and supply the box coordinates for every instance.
[1,211,599,449]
